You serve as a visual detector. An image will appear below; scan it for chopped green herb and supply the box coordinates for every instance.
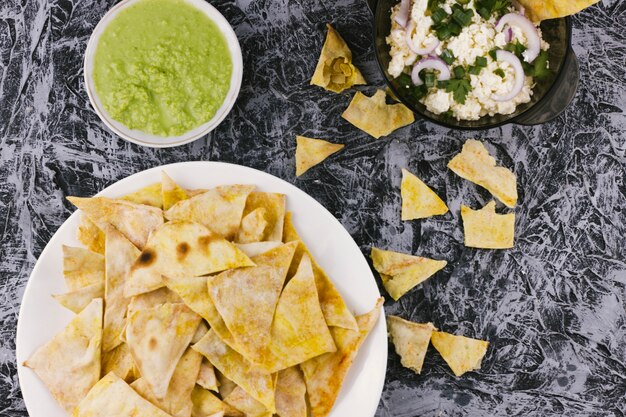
[457,0,471,4]
[435,24,453,40]
[528,50,551,79]
[452,8,474,27]
[489,49,498,60]
[494,68,506,78]
[432,8,448,24]
[443,110,454,118]
[468,65,482,75]
[453,65,466,79]
[445,78,472,104]
[440,49,455,65]
[504,40,527,57]
[437,80,450,89]
[475,56,488,67]
[475,0,512,20]
[449,21,462,36]
[424,72,437,88]
[414,84,429,100]
[397,73,413,88]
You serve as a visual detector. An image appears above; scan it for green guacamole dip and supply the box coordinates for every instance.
[94,0,232,137]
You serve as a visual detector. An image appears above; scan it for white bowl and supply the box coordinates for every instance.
[83,0,243,148]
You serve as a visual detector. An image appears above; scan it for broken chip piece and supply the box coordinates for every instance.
[430,331,489,377]
[342,90,414,139]
[401,168,448,220]
[518,0,600,22]
[295,136,344,177]
[121,182,163,208]
[388,316,435,375]
[161,171,190,211]
[461,201,515,249]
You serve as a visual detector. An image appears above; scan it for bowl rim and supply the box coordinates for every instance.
[372,2,574,131]
[83,0,243,148]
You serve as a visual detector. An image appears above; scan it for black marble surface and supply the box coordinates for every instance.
[1,0,625,416]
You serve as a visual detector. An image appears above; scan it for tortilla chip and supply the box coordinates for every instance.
[518,0,599,22]
[68,196,164,249]
[430,331,489,377]
[73,373,172,417]
[301,297,383,417]
[216,371,238,400]
[23,298,102,412]
[260,254,336,373]
[311,24,366,93]
[125,267,165,298]
[131,348,203,417]
[101,342,136,382]
[126,302,202,399]
[53,282,104,314]
[191,386,237,417]
[370,247,447,300]
[448,139,518,208]
[127,287,183,316]
[122,182,163,208]
[224,386,271,417]
[401,168,448,220]
[283,212,358,331]
[192,330,276,413]
[164,185,254,240]
[236,241,282,257]
[342,90,414,139]
[192,321,209,344]
[162,171,190,210]
[103,225,140,352]
[275,367,307,417]
[62,245,104,291]
[197,359,219,391]
[77,215,106,254]
[235,207,268,243]
[241,192,286,241]
[461,201,515,249]
[388,316,435,374]
[132,220,254,280]
[295,136,345,177]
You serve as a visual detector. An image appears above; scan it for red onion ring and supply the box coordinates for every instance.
[496,13,541,63]
[492,50,525,102]
[505,27,513,43]
[393,0,411,28]
[411,56,450,86]
[511,0,526,15]
[405,21,440,55]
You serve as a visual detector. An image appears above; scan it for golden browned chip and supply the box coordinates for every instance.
[62,245,104,291]
[235,207,268,243]
[126,302,201,399]
[192,321,209,344]
[310,24,366,93]
[342,90,414,139]
[127,287,183,316]
[387,316,435,374]
[191,385,237,417]
[295,136,345,177]
[518,0,599,21]
[448,140,517,208]
[23,298,103,412]
[101,342,136,382]
[162,171,190,211]
[122,183,163,208]
[236,241,282,257]
[301,297,383,417]
[240,192,286,241]
[197,359,219,392]
[370,247,447,301]
[430,331,489,377]
[77,215,106,254]
[461,201,515,249]
[68,196,164,249]
[401,168,448,220]
[224,386,271,417]
[216,371,238,400]
[53,282,104,314]
[283,212,358,331]
[125,265,165,298]
[164,185,254,240]
[275,367,307,417]
[73,373,172,417]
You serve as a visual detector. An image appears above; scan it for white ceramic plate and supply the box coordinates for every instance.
[16,161,387,417]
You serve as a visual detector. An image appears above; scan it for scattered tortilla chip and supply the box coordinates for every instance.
[518,0,599,22]
[126,302,201,399]
[387,316,435,374]
[191,386,236,417]
[53,282,104,314]
[127,287,183,316]
[101,342,137,382]
[62,245,104,291]
[430,331,489,377]
[461,201,515,249]
[275,367,307,417]
[295,136,345,177]
[240,192,286,241]
[192,330,276,413]
[122,182,163,208]
[370,247,447,300]
[131,348,203,417]
[235,207,268,243]
[164,185,254,240]
[401,168,448,220]
[224,386,271,417]
[162,172,190,211]
[77,215,106,254]
[68,196,164,249]
[197,359,219,391]
[283,212,358,331]
[73,373,172,417]
[236,241,282,257]
[447,139,518,208]
[23,298,103,412]
[301,297,383,417]
[311,24,366,93]
[342,90,414,139]
[132,220,254,280]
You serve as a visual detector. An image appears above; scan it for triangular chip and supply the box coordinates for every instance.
[164,185,255,240]
[447,139,518,208]
[131,348,203,417]
[341,90,414,139]
[461,201,515,249]
[295,136,344,177]
[101,342,137,382]
[122,182,163,208]
[370,247,447,300]
[275,367,307,417]
[260,254,336,373]
[216,371,238,400]
[125,265,165,297]
[77,215,105,254]
[241,192,286,242]
[53,282,104,314]
[224,386,271,417]
[387,316,435,374]
[400,168,448,220]
[126,302,201,399]
[103,225,140,352]
[127,287,183,316]
[197,359,219,391]
[162,171,190,210]
[191,386,233,417]
[301,297,383,417]
[236,241,282,257]
[67,196,164,249]
[62,245,104,291]
[192,330,276,413]
[192,321,210,344]
[283,212,357,330]
[73,373,172,417]
[430,331,489,377]
[311,24,366,93]
[23,298,103,412]
[518,0,599,21]
[235,207,268,243]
